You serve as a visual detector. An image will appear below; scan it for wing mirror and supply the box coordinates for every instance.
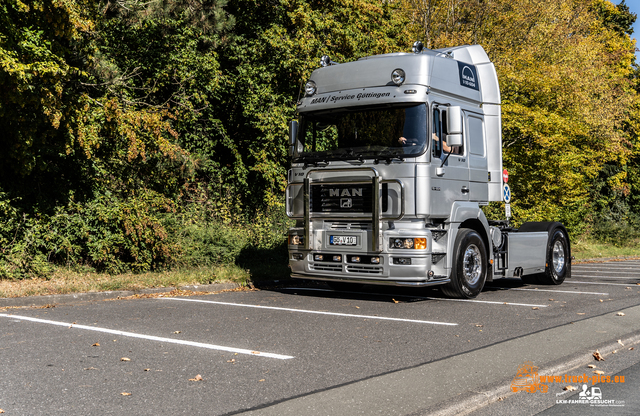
[288,120,298,157]
[446,106,462,147]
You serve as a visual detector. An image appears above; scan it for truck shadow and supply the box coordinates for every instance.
[259,277,533,303]
[263,282,453,303]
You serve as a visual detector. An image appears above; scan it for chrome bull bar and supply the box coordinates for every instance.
[301,167,405,252]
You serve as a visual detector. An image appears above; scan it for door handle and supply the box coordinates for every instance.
[461,186,469,194]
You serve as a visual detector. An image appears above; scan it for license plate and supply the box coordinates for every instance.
[330,235,357,246]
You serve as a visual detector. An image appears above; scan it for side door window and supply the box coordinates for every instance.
[432,108,443,158]
[432,106,464,159]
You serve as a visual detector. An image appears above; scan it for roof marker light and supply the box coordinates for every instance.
[305,80,317,96]
[391,68,405,86]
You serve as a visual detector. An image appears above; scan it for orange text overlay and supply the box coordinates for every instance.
[540,374,625,385]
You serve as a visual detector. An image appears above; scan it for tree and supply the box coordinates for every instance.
[403,0,639,233]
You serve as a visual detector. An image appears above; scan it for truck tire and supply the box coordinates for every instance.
[441,229,487,299]
[537,228,570,285]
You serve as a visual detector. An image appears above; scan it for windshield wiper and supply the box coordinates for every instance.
[374,149,405,164]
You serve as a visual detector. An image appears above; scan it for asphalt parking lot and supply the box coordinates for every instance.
[1,259,639,415]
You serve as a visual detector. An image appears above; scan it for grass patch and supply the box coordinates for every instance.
[4,236,638,299]
[0,265,250,299]
[571,236,640,261]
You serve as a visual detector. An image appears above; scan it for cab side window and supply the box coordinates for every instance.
[432,108,442,158]
[432,106,464,157]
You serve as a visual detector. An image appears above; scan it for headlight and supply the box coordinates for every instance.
[305,80,317,96]
[391,68,405,86]
[390,238,426,249]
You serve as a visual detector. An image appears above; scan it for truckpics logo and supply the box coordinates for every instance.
[511,362,548,393]
[457,62,479,91]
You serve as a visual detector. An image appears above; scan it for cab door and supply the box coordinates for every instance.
[429,106,469,218]
[467,114,488,202]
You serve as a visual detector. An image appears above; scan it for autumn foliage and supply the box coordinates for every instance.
[0,0,638,277]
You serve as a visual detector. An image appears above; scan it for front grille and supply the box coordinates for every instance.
[310,184,372,213]
[329,221,371,230]
[346,265,383,274]
[310,263,343,272]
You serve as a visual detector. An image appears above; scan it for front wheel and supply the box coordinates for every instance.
[441,229,487,299]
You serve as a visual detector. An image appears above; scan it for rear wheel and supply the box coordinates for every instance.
[520,228,570,285]
[441,229,487,299]
[538,228,570,285]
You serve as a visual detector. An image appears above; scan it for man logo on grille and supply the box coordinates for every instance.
[330,188,363,197]
[340,198,353,208]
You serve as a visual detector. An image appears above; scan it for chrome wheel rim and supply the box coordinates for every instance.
[463,244,482,286]
[552,240,565,275]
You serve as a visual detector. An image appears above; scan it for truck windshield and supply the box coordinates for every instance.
[295,104,427,162]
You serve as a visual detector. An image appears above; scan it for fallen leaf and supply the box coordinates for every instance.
[392,299,400,304]
[144,368,151,371]
[121,357,131,362]
[121,392,132,396]
[630,347,635,351]
[588,364,596,369]
[612,350,617,354]
[92,343,100,347]
[617,312,625,316]
[251,351,260,355]
[576,313,585,315]
[593,370,605,375]
[599,300,603,303]
[593,350,605,361]
[189,374,204,381]
[618,340,624,346]
[227,359,236,363]
[549,299,554,301]
[258,379,265,382]
[564,385,577,391]
[174,331,181,334]
[532,307,539,310]
[475,324,483,327]
[355,306,360,309]
[84,367,98,371]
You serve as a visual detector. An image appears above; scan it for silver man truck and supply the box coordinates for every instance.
[285,43,571,298]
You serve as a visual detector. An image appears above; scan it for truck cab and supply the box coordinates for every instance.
[286,43,571,298]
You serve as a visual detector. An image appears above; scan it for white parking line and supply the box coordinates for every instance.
[572,270,640,275]
[571,274,640,279]
[574,266,640,271]
[160,297,458,326]
[0,313,294,360]
[283,287,548,308]
[494,288,609,295]
[569,281,640,287]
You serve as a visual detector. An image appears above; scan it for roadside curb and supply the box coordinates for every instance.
[430,332,640,416]
[0,282,242,308]
[574,256,640,264]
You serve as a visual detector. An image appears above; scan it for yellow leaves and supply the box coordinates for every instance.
[189,374,204,381]
[593,350,605,361]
